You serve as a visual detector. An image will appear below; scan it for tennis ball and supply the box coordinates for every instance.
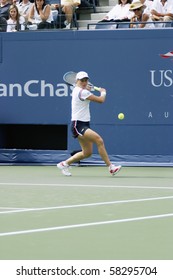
[118,113,124,120]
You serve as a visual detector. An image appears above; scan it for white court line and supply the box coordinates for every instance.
[0,182,173,190]
[0,212,173,237]
[0,196,173,215]
[0,207,26,210]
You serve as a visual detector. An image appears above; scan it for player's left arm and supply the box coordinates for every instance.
[87,88,107,103]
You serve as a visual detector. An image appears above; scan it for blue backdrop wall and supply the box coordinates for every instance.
[0,29,173,165]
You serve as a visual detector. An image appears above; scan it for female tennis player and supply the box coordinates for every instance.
[57,71,121,176]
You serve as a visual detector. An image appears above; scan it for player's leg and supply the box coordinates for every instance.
[64,128,110,166]
[65,136,92,165]
[57,121,92,175]
[83,128,111,166]
[83,128,121,175]
[57,126,121,176]
[57,136,92,175]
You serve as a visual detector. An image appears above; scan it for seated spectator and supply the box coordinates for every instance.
[51,0,80,29]
[98,0,134,24]
[28,0,53,29]
[151,0,173,27]
[129,1,155,28]
[7,4,25,31]
[17,0,33,23]
[0,0,11,20]
[0,16,7,31]
[132,0,153,15]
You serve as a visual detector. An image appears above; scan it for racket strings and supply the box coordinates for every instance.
[63,72,77,86]
[63,71,95,90]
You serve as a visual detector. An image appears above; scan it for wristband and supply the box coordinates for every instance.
[101,91,106,97]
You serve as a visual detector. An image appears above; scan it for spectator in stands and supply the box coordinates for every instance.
[132,0,153,15]
[0,16,7,31]
[129,1,155,28]
[17,0,32,23]
[51,0,80,29]
[151,0,173,27]
[7,4,25,31]
[28,0,53,29]
[98,0,134,24]
[0,0,11,20]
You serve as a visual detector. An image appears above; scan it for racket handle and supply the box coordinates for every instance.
[94,86,101,91]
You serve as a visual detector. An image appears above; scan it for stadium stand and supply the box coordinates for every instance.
[77,0,116,29]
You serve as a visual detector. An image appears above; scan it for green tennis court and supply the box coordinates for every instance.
[0,165,173,260]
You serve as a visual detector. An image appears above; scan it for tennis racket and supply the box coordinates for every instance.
[63,71,100,91]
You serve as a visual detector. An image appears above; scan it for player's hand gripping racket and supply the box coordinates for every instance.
[63,71,100,91]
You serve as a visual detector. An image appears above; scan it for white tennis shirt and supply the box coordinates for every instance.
[71,86,92,122]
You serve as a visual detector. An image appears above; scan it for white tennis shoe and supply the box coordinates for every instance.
[109,164,121,176]
[57,161,71,176]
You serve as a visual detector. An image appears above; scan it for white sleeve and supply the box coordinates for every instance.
[78,89,92,101]
[151,0,159,11]
[106,5,119,20]
[167,4,173,13]
[7,20,12,32]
